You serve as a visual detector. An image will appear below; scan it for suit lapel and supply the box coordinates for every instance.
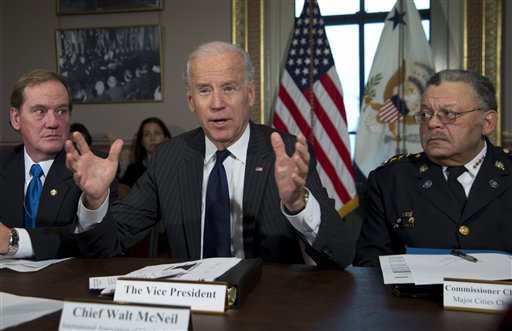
[37,151,73,226]
[179,130,205,259]
[414,159,461,224]
[242,123,272,258]
[462,147,511,221]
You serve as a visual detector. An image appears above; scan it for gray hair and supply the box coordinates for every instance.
[426,69,497,111]
[183,41,255,86]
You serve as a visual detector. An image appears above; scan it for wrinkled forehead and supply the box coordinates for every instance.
[189,52,245,84]
[23,81,69,102]
[422,81,477,108]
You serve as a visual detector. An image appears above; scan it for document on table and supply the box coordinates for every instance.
[379,253,512,285]
[0,292,63,330]
[0,257,72,272]
[90,257,241,295]
[379,254,415,284]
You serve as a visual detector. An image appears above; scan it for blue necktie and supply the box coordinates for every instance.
[24,164,43,228]
[203,150,231,258]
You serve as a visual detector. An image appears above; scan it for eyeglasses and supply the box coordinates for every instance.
[413,108,482,124]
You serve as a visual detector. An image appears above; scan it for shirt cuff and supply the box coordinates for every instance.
[12,228,34,258]
[281,188,321,245]
[75,191,110,233]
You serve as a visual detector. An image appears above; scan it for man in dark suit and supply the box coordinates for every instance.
[0,69,118,260]
[66,41,355,269]
[354,69,512,267]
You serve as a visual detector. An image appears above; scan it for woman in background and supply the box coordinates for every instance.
[119,117,171,198]
[120,117,171,257]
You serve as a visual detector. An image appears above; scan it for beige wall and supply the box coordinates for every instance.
[0,0,231,147]
[1,0,510,150]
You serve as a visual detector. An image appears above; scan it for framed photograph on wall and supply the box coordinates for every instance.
[56,25,163,103]
[57,0,163,15]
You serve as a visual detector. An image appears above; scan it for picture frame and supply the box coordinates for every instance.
[57,0,163,15]
[56,25,163,104]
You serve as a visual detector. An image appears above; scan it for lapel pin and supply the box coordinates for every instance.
[50,189,58,196]
[495,161,505,170]
[255,167,263,172]
[419,164,428,173]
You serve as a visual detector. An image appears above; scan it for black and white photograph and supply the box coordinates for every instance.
[56,25,163,103]
[57,0,163,15]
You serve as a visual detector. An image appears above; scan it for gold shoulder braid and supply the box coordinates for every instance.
[382,152,423,166]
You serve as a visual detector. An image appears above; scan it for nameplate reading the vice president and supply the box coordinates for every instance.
[443,278,512,313]
[59,299,191,331]
[114,277,228,313]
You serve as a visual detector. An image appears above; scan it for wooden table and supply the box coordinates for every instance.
[0,258,503,330]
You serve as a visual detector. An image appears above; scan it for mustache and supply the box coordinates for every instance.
[423,131,451,143]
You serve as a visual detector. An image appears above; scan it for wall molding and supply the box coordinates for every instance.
[465,0,502,145]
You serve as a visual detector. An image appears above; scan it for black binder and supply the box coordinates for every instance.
[216,258,263,308]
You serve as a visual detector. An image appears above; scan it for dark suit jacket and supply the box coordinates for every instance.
[77,122,355,268]
[0,145,119,260]
[354,142,512,267]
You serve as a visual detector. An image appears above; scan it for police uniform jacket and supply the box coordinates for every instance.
[354,141,512,267]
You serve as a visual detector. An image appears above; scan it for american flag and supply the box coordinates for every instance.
[378,94,409,122]
[272,0,358,216]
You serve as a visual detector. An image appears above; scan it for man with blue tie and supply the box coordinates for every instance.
[66,41,355,268]
[0,69,118,260]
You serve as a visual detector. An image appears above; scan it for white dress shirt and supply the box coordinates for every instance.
[442,142,487,197]
[11,148,54,258]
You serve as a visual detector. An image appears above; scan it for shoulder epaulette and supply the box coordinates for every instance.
[380,152,424,166]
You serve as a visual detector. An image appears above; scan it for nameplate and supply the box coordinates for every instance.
[443,278,512,313]
[113,277,228,314]
[59,299,191,331]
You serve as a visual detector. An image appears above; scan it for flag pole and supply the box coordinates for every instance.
[307,0,315,143]
[397,0,406,155]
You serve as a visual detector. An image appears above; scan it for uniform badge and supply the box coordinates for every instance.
[393,211,415,229]
[419,164,428,173]
[495,161,505,171]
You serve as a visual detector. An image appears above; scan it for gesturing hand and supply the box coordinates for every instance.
[271,132,310,213]
[65,132,124,210]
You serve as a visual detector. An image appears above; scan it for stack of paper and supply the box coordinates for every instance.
[90,257,242,295]
[379,253,512,285]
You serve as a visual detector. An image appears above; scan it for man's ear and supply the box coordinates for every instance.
[186,88,196,113]
[248,80,256,108]
[481,109,498,136]
[9,107,21,131]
